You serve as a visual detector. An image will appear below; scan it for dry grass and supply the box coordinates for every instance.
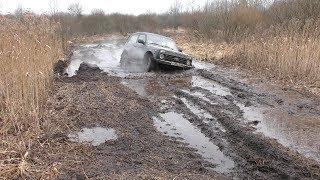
[229,19,320,87]
[172,0,320,94]
[174,19,320,90]
[0,15,63,134]
[173,29,235,62]
[0,15,64,178]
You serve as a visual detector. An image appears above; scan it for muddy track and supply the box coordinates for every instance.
[42,65,222,179]
[44,36,320,179]
[140,69,320,179]
[173,76,319,179]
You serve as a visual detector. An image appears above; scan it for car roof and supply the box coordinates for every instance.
[133,32,173,40]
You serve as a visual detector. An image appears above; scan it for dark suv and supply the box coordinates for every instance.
[120,32,193,72]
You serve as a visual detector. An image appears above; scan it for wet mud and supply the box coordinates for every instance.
[43,36,320,179]
[68,126,117,146]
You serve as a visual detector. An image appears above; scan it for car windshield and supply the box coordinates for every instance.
[147,34,178,51]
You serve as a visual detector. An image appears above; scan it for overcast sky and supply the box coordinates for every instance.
[0,0,210,15]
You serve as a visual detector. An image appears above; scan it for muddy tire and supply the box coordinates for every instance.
[143,53,155,72]
[120,51,128,68]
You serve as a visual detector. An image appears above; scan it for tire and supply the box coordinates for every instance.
[120,51,128,68]
[143,53,155,72]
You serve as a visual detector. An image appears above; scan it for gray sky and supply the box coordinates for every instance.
[0,0,210,15]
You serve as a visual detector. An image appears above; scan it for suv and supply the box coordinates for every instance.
[120,32,194,72]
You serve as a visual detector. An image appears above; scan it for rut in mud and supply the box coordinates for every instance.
[46,36,320,179]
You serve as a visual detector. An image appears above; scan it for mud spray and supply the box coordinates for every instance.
[66,37,151,77]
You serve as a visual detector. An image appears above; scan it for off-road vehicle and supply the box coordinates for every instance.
[120,32,194,71]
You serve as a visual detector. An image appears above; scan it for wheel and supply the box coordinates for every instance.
[142,53,155,72]
[120,51,128,68]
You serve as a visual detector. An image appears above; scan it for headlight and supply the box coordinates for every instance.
[159,50,165,59]
[159,53,165,59]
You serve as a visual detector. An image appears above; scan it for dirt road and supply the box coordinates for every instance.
[43,36,320,179]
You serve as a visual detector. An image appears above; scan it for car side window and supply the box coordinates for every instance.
[137,34,146,43]
[128,34,138,45]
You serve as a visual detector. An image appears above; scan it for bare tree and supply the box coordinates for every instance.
[91,8,105,16]
[14,5,25,17]
[68,3,83,17]
[169,0,182,15]
[169,0,183,28]
[239,0,248,6]
[49,0,59,16]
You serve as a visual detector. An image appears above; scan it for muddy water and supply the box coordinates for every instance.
[153,112,235,173]
[192,76,232,97]
[235,102,320,162]
[181,90,211,102]
[180,97,227,133]
[181,97,213,120]
[236,103,264,124]
[68,127,117,146]
[261,109,320,162]
[192,60,216,70]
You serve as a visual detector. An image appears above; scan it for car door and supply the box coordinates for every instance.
[133,33,147,61]
[125,34,138,60]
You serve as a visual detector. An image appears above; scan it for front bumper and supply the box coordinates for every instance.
[156,59,193,69]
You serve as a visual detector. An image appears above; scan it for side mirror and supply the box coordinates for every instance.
[178,48,183,52]
[138,39,145,45]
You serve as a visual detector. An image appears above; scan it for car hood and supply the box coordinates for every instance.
[149,44,192,59]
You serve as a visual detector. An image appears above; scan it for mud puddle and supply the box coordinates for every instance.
[122,67,320,163]
[181,97,227,133]
[181,90,211,102]
[153,112,235,174]
[199,68,320,163]
[68,126,117,146]
[192,60,216,70]
[181,97,213,120]
[192,76,232,97]
[236,102,320,162]
[192,72,320,163]
[262,109,320,162]
[236,103,264,125]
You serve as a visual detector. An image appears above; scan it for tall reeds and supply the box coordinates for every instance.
[0,15,63,135]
